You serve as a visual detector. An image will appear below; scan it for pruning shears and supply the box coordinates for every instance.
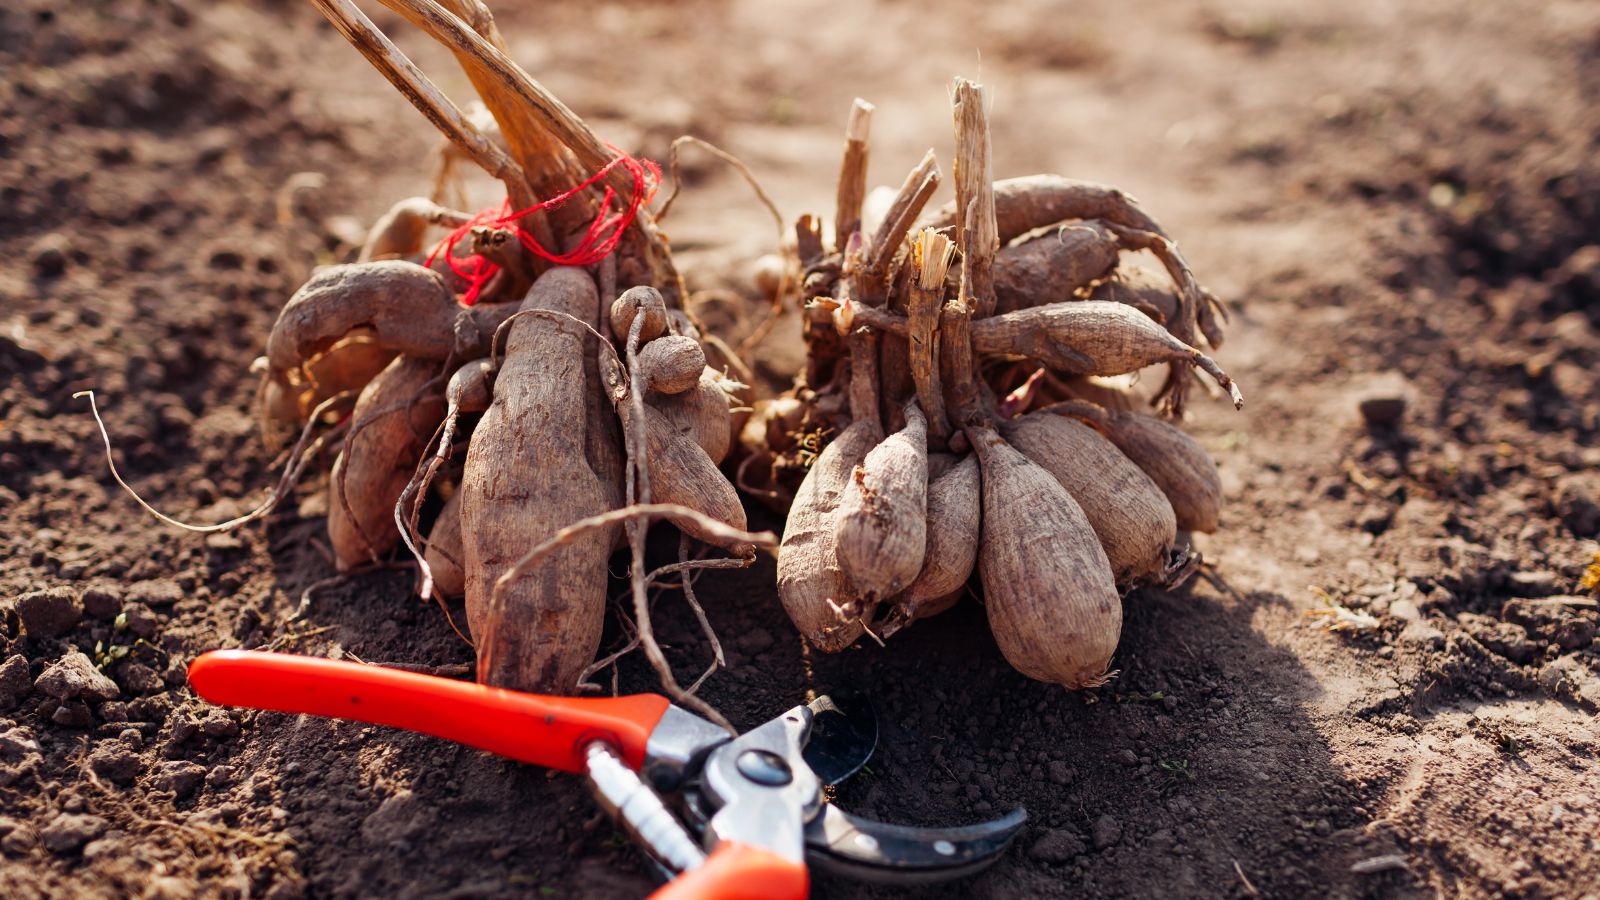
[188,650,1025,898]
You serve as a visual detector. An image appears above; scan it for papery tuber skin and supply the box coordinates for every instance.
[992,222,1120,315]
[640,404,750,553]
[883,453,979,636]
[1003,412,1177,585]
[970,300,1243,408]
[836,401,929,604]
[266,260,459,378]
[969,426,1121,689]
[1051,402,1222,533]
[638,334,706,395]
[328,355,447,571]
[609,286,668,344]
[648,367,733,465]
[425,490,466,599]
[460,267,611,694]
[778,417,883,651]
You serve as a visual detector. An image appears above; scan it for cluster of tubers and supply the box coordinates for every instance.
[745,84,1241,688]
[93,0,1243,702]
[245,0,767,714]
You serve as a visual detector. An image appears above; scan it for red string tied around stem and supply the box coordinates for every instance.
[426,146,661,306]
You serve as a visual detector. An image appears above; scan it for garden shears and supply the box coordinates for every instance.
[188,650,1025,899]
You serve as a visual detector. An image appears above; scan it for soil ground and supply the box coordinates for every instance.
[3,0,1600,897]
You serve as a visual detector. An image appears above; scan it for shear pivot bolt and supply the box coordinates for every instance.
[735,750,793,786]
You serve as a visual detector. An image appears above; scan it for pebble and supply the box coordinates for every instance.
[1355,374,1411,427]
[1028,828,1086,864]
[29,233,70,278]
[1114,749,1139,767]
[0,656,32,711]
[15,587,83,639]
[1091,814,1122,850]
[35,653,120,702]
[39,813,107,854]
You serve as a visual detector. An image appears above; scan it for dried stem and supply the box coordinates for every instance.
[909,230,955,443]
[863,149,942,294]
[833,99,875,254]
[307,0,538,219]
[951,78,998,318]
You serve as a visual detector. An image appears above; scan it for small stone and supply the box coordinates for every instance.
[39,813,107,854]
[1356,374,1411,427]
[1047,761,1075,785]
[80,587,121,620]
[124,604,160,639]
[1091,814,1122,850]
[150,761,206,799]
[1114,749,1139,767]
[1029,828,1086,864]
[52,702,92,728]
[0,655,31,711]
[87,745,141,785]
[15,587,83,639]
[35,653,120,702]
[29,233,70,278]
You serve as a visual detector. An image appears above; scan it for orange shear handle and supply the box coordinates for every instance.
[188,650,670,773]
[649,842,809,900]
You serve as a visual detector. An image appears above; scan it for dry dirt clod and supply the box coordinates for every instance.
[34,653,119,703]
[14,587,83,640]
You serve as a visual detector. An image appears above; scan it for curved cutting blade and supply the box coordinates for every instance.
[803,803,1028,883]
[801,693,877,786]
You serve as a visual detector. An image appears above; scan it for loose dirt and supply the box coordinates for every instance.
[2,0,1597,897]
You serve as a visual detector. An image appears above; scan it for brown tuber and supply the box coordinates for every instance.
[1048,401,1222,533]
[327,355,446,570]
[881,453,979,636]
[777,417,883,651]
[1003,412,1176,585]
[609,286,669,344]
[970,301,1243,408]
[265,260,460,379]
[835,400,929,605]
[637,334,707,395]
[969,425,1121,689]
[461,267,611,694]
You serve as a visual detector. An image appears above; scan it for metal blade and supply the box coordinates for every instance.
[803,803,1027,883]
[800,693,877,786]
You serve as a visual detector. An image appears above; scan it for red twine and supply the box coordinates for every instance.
[426,146,661,306]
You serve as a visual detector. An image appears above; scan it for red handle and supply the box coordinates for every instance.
[188,650,670,773]
[649,842,809,900]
